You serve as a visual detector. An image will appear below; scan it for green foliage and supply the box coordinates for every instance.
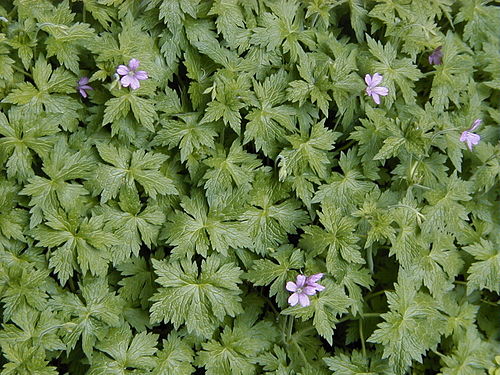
[324,349,394,375]
[369,277,447,375]
[93,143,177,203]
[51,277,124,359]
[0,0,498,374]
[163,191,250,258]
[463,238,500,295]
[195,308,277,375]
[283,280,352,345]
[246,245,304,308]
[88,325,158,375]
[150,255,243,338]
[153,332,195,375]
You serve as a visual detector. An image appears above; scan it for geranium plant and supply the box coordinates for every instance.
[0,0,498,374]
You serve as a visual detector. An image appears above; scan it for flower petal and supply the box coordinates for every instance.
[468,133,480,145]
[120,75,132,87]
[286,281,297,292]
[296,275,306,288]
[78,77,89,85]
[303,286,317,295]
[372,86,389,96]
[310,283,325,292]
[129,76,140,90]
[306,273,323,284]
[470,119,482,132]
[459,131,469,142]
[135,70,148,80]
[372,92,380,104]
[298,293,310,307]
[288,293,299,306]
[117,65,129,75]
[370,73,383,86]
[79,88,87,98]
[129,58,140,70]
[364,74,373,86]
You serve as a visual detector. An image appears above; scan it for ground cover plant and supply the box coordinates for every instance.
[0,0,499,374]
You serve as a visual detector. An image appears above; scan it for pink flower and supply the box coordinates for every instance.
[460,119,482,151]
[286,275,316,307]
[116,58,148,90]
[365,73,389,105]
[77,77,92,98]
[305,273,325,292]
[429,46,443,65]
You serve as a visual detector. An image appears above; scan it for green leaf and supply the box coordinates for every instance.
[0,181,29,244]
[278,119,340,181]
[250,0,313,62]
[241,171,309,255]
[405,234,464,298]
[440,328,494,375]
[0,109,58,182]
[455,0,500,46]
[102,190,165,262]
[463,238,500,295]
[282,280,351,345]
[103,93,158,132]
[150,255,243,338]
[313,149,373,212]
[246,245,304,308]
[153,333,195,375]
[51,277,124,360]
[201,73,252,135]
[0,344,58,375]
[324,349,394,375]
[93,143,177,203]
[20,137,94,224]
[287,53,331,116]
[429,33,474,112]
[302,203,364,272]
[117,257,155,310]
[368,277,446,375]
[39,2,95,73]
[194,308,277,375]
[366,36,423,105]
[0,307,65,352]
[163,191,250,258]
[3,56,80,129]
[0,265,49,321]
[32,209,117,284]
[155,112,217,163]
[422,171,472,237]
[202,140,261,208]
[88,326,158,375]
[244,70,296,157]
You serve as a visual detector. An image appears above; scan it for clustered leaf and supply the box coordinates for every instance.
[0,0,498,374]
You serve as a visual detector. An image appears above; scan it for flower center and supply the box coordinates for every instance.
[128,71,135,76]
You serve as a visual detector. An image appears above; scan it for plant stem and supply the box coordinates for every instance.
[367,246,374,274]
[294,340,309,365]
[12,64,32,79]
[287,315,294,341]
[366,290,389,300]
[336,312,382,324]
[334,139,356,154]
[359,318,366,357]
